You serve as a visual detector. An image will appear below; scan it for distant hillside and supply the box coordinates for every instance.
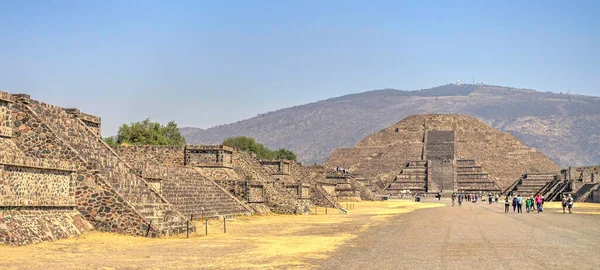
[181,84,600,167]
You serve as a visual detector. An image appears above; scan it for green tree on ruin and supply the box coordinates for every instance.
[274,148,297,161]
[115,119,186,146]
[223,136,296,161]
[103,136,118,147]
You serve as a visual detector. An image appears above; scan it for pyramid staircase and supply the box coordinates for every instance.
[507,173,556,197]
[455,159,501,193]
[147,166,252,219]
[25,99,189,235]
[385,160,427,194]
[546,181,570,201]
[232,152,311,214]
[573,183,600,202]
[290,164,340,208]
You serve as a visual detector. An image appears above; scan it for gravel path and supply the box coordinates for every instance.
[316,199,600,270]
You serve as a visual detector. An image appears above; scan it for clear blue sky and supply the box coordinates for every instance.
[1,0,598,136]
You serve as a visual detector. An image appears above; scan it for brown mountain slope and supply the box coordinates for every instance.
[181,84,600,167]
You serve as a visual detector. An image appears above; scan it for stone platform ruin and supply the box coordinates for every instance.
[0,90,289,245]
[325,114,561,196]
[116,145,349,215]
[0,89,362,245]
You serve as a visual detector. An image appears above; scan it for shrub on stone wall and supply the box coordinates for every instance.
[223,136,297,161]
[115,119,186,146]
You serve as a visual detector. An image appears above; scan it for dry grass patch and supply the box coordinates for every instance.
[543,202,600,215]
[0,200,443,269]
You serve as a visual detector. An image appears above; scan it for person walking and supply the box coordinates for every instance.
[525,197,531,213]
[512,196,518,212]
[568,194,574,214]
[452,193,456,206]
[561,194,568,214]
[504,196,510,213]
[541,195,545,212]
[535,194,543,213]
[458,193,463,206]
[495,194,499,203]
[517,194,523,213]
[488,193,493,205]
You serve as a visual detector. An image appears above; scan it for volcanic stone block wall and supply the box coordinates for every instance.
[247,181,265,203]
[195,167,240,181]
[24,98,189,235]
[10,103,82,163]
[0,208,93,246]
[0,98,13,138]
[117,146,185,167]
[0,166,75,206]
[74,171,158,236]
[260,160,291,175]
[185,145,234,167]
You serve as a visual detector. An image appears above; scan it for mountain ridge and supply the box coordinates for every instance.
[181,84,600,168]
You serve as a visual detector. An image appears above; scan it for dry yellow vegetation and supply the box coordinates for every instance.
[543,201,600,214]
[0,200,443,270]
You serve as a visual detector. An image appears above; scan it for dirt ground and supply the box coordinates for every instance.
[317,199,600,270]
[0,200,442,269]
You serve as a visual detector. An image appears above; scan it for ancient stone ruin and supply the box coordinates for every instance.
[325,114,561,196]
[6,89,597,247]
[527,166,600,203]
[117,145,335,215]
[0,89,356,245]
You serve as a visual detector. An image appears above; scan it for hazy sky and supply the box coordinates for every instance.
[1,0,599,136]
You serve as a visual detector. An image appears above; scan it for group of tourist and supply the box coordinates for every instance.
[503,194,574,214]
[450,192,575,214]
[504,194,544,213]
[334,167,349,174]
[451,193,499,206]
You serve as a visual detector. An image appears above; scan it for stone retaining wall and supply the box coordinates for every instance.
[0,208,93,245]
[0,165,75,206]
[117,146,185,167]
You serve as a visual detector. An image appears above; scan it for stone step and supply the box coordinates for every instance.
[402,166,427,172]
[396,174,426,180]
[408,161,427,167]
[456,167,483,173]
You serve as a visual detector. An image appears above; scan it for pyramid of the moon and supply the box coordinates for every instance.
[324,114,561,194]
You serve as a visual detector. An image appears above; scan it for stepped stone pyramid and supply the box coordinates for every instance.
[116,145,253,219]
[325,114,560,195]
[1,90,194,244]
[118,145,326,214]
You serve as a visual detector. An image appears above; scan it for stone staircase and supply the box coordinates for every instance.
[539,180,561,199]
[158,167,252,219]
[546,181,570,201]
[455,159,501,193]
[573,183,600,202]
[385,160,427,194]
[232,152,311,214]
[25,99,189,235]
[425,130,455,160]
[290,164,340,208]
[508,173,556,197]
